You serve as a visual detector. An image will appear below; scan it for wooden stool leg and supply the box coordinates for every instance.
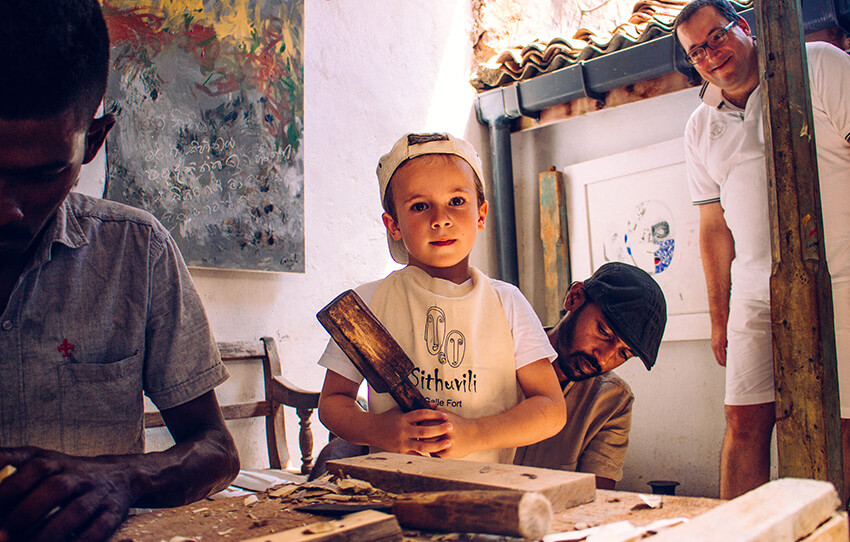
[297,407,314,475]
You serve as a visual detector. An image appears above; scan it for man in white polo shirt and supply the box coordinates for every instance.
[674,0,850,500]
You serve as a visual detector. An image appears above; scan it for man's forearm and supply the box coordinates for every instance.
[699,205,735,327]
[129,426,239,508]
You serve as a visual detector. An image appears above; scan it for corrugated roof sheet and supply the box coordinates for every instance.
[472,0,753,91]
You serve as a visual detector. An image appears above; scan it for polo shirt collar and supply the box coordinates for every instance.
[699,81,745,113]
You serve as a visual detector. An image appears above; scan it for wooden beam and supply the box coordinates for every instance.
[539,167,571,326]
[754,0,843,495]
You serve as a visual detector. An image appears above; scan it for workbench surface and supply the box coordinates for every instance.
[111,485,720,541]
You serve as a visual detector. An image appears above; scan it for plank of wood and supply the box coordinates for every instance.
[800,512,849,542]
[326,452,595,511]
[238,510,402,542]
[539,167,570,327]
[317,290,430,411]
[647,478,841,541]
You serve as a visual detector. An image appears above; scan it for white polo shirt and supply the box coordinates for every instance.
[685,41,850,300]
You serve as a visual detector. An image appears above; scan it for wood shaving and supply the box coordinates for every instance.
[216,528,234,535]
[191,507,209,513]
[304,520,338,534]
[243,495,259,506]
[166,537,199,542]
[336,477,376,493]
[269,485,299,498]
[630,494,662,510]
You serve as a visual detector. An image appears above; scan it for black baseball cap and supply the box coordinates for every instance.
[582,262,667,370]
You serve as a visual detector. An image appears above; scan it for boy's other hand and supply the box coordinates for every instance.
[373,408,453,456]
[431,409,481,459]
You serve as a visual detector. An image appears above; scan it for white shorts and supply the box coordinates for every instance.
[725,283,850,418]
[725,297,775,406]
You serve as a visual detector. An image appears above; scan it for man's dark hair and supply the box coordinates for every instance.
[0,0,110,125]
[673,0,743,48]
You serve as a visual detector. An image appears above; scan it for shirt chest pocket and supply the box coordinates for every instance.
[58,350,145,456]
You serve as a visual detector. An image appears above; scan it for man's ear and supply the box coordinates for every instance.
[737,16,751,36]
[382,212,403,241]
[83,113,116,164]
[563,281,586,312]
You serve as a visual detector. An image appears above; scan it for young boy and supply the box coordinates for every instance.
[317,133,566,463]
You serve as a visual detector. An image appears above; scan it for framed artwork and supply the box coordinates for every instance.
[563,138,710,341]
[102,0,305,272]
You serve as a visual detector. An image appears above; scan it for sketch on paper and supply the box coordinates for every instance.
[102,0,305,272]
[603,200,676,275]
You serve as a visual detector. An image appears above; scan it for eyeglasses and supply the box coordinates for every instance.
[684,20,737,65]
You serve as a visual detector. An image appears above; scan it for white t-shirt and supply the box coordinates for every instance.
[318,274,557,385]
[685,41,850,300]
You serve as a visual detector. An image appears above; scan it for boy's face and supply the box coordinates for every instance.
[0,109,113,261]
[382,154,487,284]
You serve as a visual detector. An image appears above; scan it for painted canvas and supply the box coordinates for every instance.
[102,0,304,272]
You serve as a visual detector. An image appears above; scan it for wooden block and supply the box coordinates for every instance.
[326,452,595,511]
[799,512,848,542]
[647,478,841,541]
[539,168,571,327]
[317,290,430,411]
[238,510,402,542]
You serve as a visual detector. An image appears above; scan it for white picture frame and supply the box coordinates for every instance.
[563,137,710,341]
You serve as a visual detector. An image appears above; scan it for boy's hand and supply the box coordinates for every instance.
[373,408,453,456]
[431,409,481,459]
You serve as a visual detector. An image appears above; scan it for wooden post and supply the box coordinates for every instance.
[539,167,571,326]
[753,0,843,497]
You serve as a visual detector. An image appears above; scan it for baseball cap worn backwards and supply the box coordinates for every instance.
[376,133,486,264]
[582,262,667,370]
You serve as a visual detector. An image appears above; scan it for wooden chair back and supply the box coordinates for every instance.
[145,337,320,474]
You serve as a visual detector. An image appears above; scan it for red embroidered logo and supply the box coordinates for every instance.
[58,339,75,358]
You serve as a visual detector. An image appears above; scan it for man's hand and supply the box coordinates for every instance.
[699,202,734,369]
[372,408,452,456]
[0,447,136,542]
[711,322,729,366]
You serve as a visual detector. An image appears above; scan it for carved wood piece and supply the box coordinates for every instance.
[317,290,430,412]
[392,490,551,540]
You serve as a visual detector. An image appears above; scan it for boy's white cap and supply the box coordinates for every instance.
[376,133,486,264]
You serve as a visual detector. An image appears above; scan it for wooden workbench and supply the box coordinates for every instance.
[111,486,720,541]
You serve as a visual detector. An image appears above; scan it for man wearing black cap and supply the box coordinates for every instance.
[514,262,667,489]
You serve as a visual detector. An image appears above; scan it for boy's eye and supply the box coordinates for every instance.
[410,202,428,212]
[449,196,466,206]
